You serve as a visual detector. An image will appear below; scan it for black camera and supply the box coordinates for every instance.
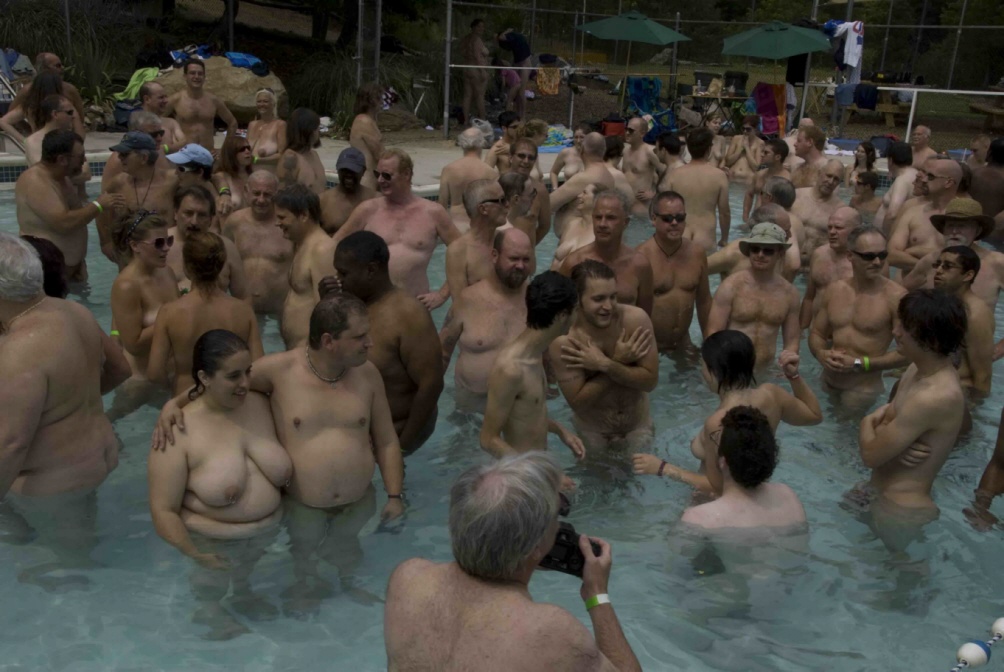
[539,521,602,578]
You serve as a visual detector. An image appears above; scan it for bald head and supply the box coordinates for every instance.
[494,226,532,255]
[831,206,862,228]
[248,169,279,189]
[458,127,486,151]
[936,158,963,184]
[581,132,606,159]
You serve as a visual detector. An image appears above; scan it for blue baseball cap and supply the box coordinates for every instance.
[110,131,158,153]
[166,143,214,167]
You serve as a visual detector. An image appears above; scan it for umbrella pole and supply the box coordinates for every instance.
[620,41,632,111]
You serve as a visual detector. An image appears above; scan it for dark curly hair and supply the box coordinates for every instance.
[719,405,777,489]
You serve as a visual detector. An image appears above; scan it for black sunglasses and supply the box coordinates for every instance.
[374,170,394,181]
[514,152,537,161]
[480,198,506,206]
[655,213,686,224]
[748,245,778,256]
[851,249,889,262]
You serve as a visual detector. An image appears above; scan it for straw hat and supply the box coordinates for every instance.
[930,198,994,240]
[739,222,791,256]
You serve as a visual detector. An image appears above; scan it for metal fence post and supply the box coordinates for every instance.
[530,0,537,51]
[356,0,364,87]
[443,0,453,139]
[797,0,821,123]
[946,0,970,89]
[910,0,929,77]
[374,0,382,74]
[879,0,894,71]
[227,0,234,52]
[63,0,72,54]
[905,88,918,137]
[568,11,578,128]
[671,12,680,95]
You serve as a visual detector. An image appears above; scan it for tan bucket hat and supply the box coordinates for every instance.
[739,222,791,256]
[930,198,994,240]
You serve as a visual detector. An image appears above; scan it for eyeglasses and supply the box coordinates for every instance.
[479,198,506,206]
[851,249,889,262]
[138,235,175,251]
[748,245,778,256]
[932,260,960,270]
[655,212,686,224]
[514,152,537,161]
[177,164,202,173]
[374,170,394,181]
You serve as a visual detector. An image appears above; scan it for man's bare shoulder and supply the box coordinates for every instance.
[628,248,653,271]
[620,303,653,329]
[559,246,592,274]
[390,290,436,327]
[880,277,908,301]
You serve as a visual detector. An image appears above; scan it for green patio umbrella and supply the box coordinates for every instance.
[577,10,690,107]
[722,21,831,61]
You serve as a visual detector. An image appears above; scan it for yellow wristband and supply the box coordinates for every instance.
[585,594,610,610]
[109,329,120,336]
[863,356,870,372]
[163,144,169,153]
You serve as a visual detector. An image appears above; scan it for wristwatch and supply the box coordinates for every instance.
[852,358,863,372]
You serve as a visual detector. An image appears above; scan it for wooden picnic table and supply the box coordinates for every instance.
[969,86,1004,131]
[841,83,913,128]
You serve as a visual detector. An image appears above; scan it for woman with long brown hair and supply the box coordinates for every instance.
[212,132,255,218]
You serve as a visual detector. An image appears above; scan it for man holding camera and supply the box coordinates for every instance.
[384,452,642,672]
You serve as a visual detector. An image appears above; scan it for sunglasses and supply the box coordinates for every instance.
[932,260,960,270]
[238,145,252,152]
[374,170,394,181]
[150,129,165,138]
[480,198,506,206]
[177,164,202,173]
[138,235,175,251]
[851,249,889,262]
[748,245,778,256]
[655,212,686,224]
[514,152,537,161]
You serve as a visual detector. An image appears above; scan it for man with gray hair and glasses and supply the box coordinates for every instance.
[385,451,642,672]
[0,233,130,499]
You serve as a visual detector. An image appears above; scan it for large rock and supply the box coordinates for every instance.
[155,56,288,125]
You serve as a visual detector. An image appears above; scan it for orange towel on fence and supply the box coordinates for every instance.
[537,67,560,95]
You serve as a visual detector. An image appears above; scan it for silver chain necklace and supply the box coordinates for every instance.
[305,348,346,387]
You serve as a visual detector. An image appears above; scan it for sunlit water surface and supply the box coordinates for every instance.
[0,183,1001,671]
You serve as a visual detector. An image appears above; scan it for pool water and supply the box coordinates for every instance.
[0,183,1002,671]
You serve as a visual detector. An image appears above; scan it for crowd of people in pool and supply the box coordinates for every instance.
[3,48,1004,664]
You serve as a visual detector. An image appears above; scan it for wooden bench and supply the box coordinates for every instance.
[969,102,1004,131]
[841,101,911,128]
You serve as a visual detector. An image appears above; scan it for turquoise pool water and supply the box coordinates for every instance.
[0,183,1001,671]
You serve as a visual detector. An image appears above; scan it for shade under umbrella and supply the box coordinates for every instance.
[722,20,831,60]
[577,11,690,108]
[578,10,690,45]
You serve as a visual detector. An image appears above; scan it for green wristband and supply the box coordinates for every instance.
[585,593,610,610]
[109,329,120,337]
[863,356,871,372]
[163,144,169,153]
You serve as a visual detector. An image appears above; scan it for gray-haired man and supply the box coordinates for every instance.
[385,451,642,672]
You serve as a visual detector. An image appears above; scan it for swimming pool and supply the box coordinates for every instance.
[0,183,1001,671]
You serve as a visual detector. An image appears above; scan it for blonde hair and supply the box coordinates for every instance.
[255,88,277,118]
